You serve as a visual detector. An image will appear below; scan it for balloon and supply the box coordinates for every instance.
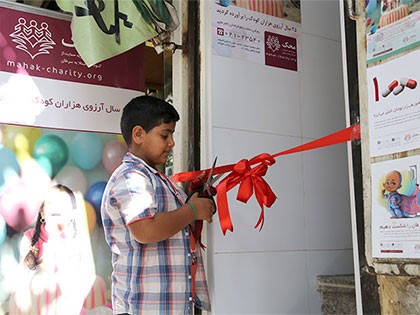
[55,165,88,195]
[0,215,6,246]
[84,201,97,233]
[370,25,377,34]
[115,134,125,144]
[34,155,53,177]
[102,140,127,174]
[33,134,69,177]
[0,145,20,193]
[20,158,52,200]
[0,179,40,232]
[71,133,103,170]
[85,181,107,225]
[220,0,231,6]
[3,125,42,161]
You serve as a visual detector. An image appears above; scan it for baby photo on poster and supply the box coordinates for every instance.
[371,155,420,258]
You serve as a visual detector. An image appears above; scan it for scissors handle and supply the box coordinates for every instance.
[198,185,217,198]
[198,186,217,215]
[187,181,217,215]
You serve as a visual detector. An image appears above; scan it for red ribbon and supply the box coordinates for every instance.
[216,154,277,233]
[172,124,361,234]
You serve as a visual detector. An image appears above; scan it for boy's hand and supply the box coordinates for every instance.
[188,171,206,191]
[188,172,217,214]
[188,192,215,223]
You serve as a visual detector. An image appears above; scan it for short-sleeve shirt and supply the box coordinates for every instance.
[101,152,210,315]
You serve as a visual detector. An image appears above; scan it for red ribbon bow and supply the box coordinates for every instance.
[216,153,277,234]
[171,124,361,234]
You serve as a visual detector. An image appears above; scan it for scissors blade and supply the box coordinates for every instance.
[207,156,217,182]
[203,157,218,194]
[210,172,223,186]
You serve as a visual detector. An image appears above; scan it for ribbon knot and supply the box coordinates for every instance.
[216,153,277,234]
[171,124,360,235]
[233,159,250,173]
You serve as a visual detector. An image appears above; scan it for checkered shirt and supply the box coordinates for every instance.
[101,153,210,314]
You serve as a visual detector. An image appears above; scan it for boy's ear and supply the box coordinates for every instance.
[132,125,146,145]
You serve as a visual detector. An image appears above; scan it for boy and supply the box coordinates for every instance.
[101,95,215,314]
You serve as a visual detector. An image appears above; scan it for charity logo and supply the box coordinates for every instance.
[264,31,297,71]
[9,17,56,59]
[266,35,281,53]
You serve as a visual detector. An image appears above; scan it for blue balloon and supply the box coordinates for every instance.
[33,134,69,177]
[71,133,103,170]
[220,0,231,6]
[0,145,20,193]
[85,181,107,225]
[35,155,53,177]
[370,25,377,34]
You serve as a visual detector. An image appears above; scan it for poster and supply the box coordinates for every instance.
[367,49,420,157]
[0,4,145,305]
[212,0,301,71]
[372,155,420,258]
[55,0,157,67]
[0,3,145,134]
[365,0,420,64]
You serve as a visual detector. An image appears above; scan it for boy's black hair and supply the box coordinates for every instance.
[120,95,180,146]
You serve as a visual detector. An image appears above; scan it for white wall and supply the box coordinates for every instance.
[202,1,355,314]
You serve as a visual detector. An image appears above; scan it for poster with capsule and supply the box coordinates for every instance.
[371,155,420,258]
[367,48,420,157]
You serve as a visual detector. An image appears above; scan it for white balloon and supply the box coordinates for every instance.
[54,165,88,195]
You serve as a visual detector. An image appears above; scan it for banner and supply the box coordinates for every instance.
[56,0,157,67]
[212,0,301,71]
[0,2,145,133]
[365,1,420,64]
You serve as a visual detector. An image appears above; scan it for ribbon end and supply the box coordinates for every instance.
[254,208,265,231]
[254,220,264,231]
[222,225,234,235]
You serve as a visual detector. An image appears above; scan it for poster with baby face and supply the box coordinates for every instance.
[371,155,420,258]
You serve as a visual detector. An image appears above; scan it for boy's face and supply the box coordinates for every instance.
[383,171,401,193]
[136,121,176,168]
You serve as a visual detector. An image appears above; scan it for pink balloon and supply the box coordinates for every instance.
[102,140,127,174]
[0,179,41,232]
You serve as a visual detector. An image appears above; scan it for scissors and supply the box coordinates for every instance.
[188,157,222,247]
[199,156,222,198]
[186,157,222,216]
